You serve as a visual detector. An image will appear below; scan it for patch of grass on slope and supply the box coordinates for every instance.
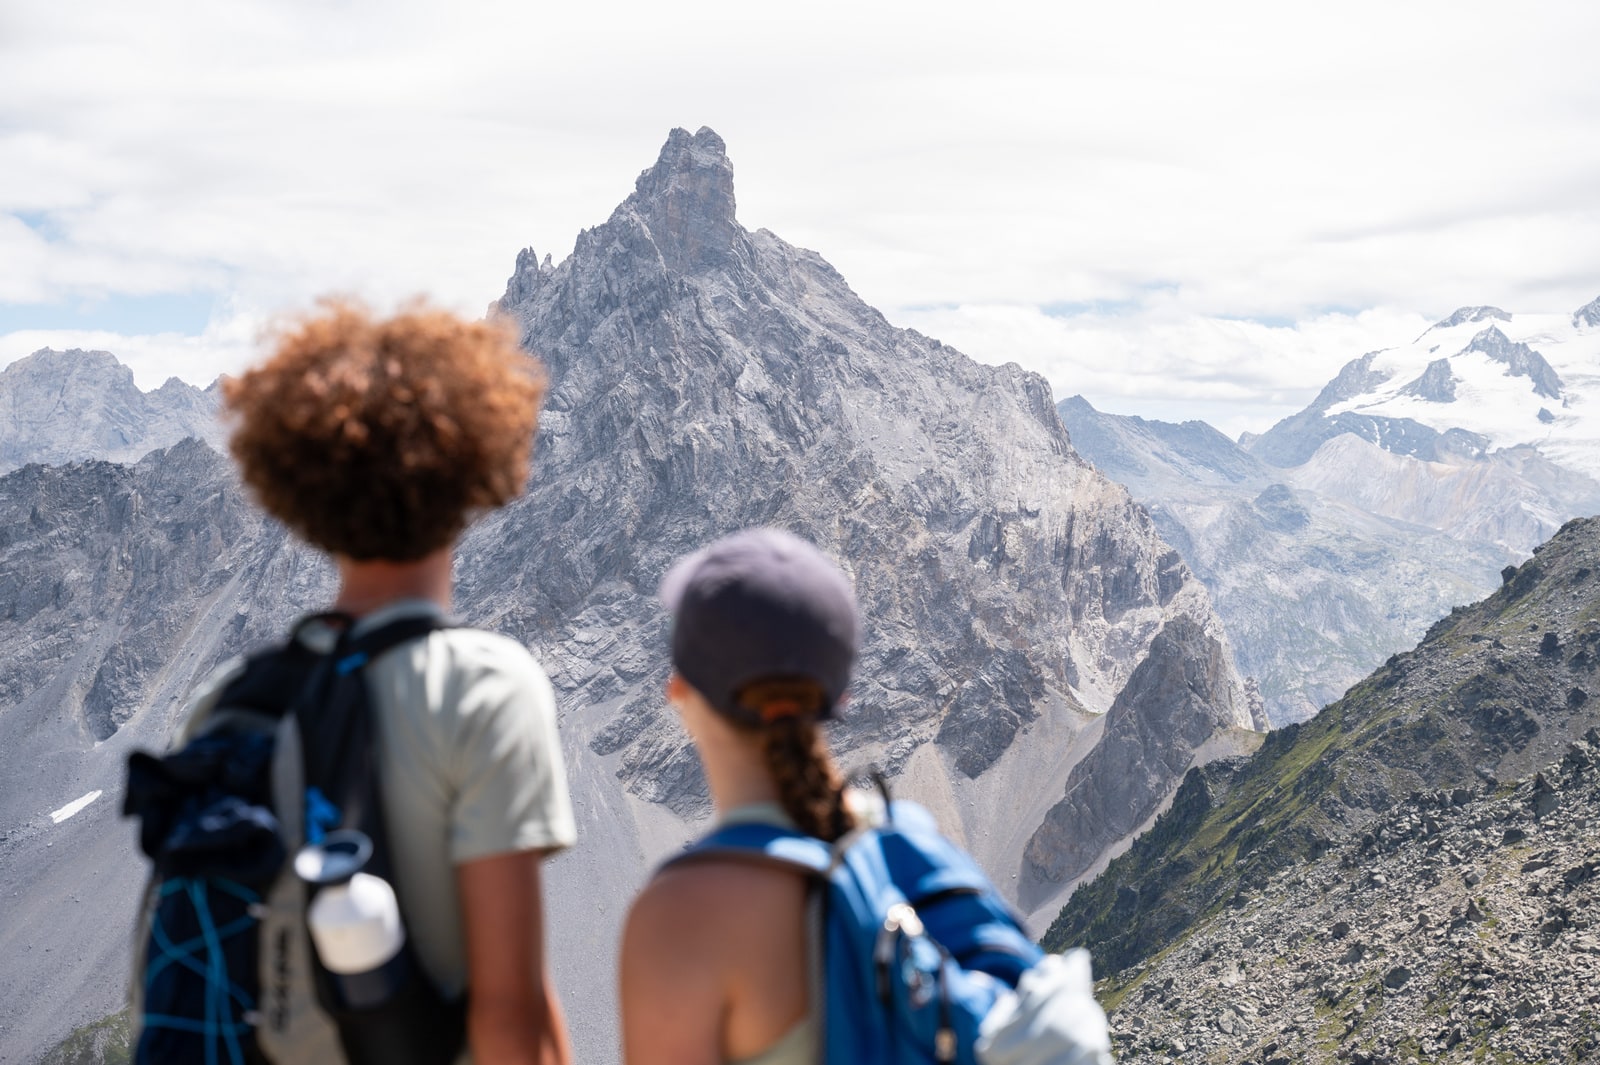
[1040,686,1360,975]
[1042,515,1600,981]
[41,1010,130,1065]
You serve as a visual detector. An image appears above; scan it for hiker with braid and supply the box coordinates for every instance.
[620,528,1116,1065]
[620,528,858,1065]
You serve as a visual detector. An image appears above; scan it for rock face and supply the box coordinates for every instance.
[1022,616,1256,898]
[0,349,224,472]
[1397,357,1456,403]
[1044,516,1600,1062]
[1460,326,1563,401]
[0,129,1257,1063]
[1574,295,1600,329]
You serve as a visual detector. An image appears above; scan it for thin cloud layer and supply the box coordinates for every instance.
[2,0,1596,419]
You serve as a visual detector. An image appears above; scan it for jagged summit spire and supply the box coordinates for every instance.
[626,126,741,273]
[1574,294,1600,329]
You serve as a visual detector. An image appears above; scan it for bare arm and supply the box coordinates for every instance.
[620,871,724,1065]
[458,849,572,1065]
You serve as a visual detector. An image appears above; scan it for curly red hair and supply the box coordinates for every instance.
[224,299,545,561]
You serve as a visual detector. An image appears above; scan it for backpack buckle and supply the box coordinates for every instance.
[882,902,923,937]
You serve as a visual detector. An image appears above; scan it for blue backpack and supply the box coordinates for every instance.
[673,796,1059,1064]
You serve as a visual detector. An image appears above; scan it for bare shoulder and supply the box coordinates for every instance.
[625,860,805,954]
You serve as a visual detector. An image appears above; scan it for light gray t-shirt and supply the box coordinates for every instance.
[179,600,576,998]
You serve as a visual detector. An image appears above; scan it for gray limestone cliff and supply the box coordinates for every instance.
[1021,615,1255,900]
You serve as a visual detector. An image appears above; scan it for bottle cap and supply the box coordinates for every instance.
[294,829,374,886]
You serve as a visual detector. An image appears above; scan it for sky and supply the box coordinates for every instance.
[2,0,1596,439]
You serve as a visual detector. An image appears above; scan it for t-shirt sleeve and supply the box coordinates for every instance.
[447,641,577,865]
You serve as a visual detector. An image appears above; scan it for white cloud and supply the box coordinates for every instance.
[0,0,1596,427]
[0,313,261,390]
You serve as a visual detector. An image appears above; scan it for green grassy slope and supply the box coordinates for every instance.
[1044,515,1600,989]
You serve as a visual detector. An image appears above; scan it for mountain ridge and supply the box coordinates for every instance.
[0,348,224,473]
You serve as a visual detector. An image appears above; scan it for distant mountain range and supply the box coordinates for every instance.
[1061,298,1600,725]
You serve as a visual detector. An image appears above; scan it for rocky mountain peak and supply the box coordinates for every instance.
[621,125,740,274]
[5,346,134,387]
[1435,305,1511,329]
[1315,351,1392,408]
[1574,294,1600,329]
[1460,326,1563,400]
[0,348,223,472]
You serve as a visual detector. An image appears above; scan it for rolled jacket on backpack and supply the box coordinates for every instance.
[974,950,1113,1065]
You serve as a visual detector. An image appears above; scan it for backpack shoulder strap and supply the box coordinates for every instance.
[664,821,836,879]
[211,641,323,719]
[332,613,450,676]
[294,612,449,809]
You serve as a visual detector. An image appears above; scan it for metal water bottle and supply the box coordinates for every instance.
[295,829,410,1009]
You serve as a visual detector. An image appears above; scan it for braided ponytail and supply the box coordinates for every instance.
[738,678,854,842]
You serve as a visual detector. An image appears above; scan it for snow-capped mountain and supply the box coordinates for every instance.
[1060,296,1600,726]
[1252,301,1600,483]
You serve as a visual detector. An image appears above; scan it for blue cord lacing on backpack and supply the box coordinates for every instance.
[142,877,261,1065]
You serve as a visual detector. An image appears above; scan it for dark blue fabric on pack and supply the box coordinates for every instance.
[137,875,268,1065]
[126,729,287,1065]
[677,800,1044,1065]
[126,732,285,885]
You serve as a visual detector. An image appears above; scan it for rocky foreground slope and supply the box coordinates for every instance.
[1100,743,1600,1064]
[1045,515,1600,1062]
[1,128,1256,1063]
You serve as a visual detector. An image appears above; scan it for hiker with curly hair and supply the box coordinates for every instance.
[133,300,575,1065]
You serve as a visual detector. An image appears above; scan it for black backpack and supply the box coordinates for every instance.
[124,613,467,1065]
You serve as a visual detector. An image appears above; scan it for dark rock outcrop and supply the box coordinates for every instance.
[1460,326,1564,401]
[1023,615,1251,896]
[1398,357,1457,403]
[1571,294,1600,329]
